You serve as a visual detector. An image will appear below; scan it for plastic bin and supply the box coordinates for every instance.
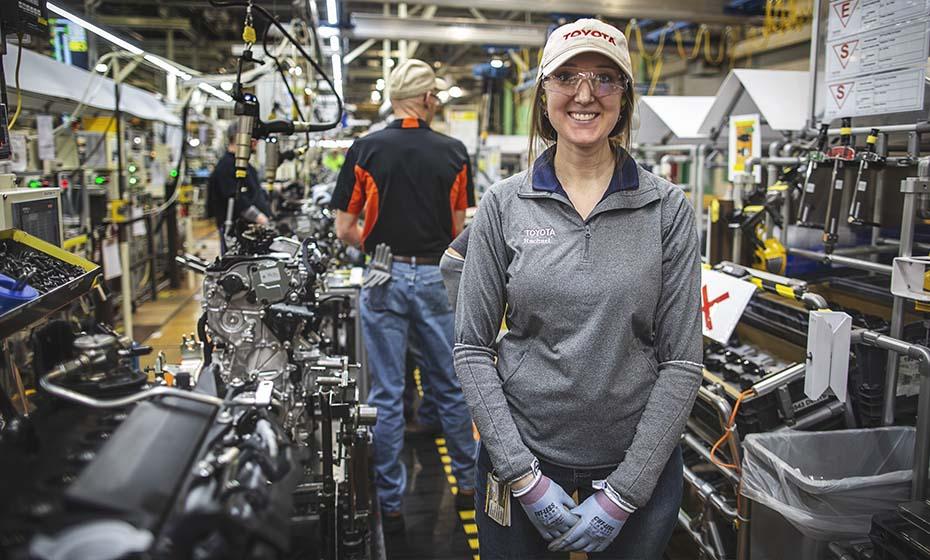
[741,427,915,558]
[0,273,38,314]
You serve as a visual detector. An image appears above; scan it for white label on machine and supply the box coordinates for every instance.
[825,67,927,120]
[827,0,930,41]
[806,182,816,193]
[37,115,55,161]
[805,311,852,403]
[700,269,757,344]
[858,180,867,191]
[834,179,844,191]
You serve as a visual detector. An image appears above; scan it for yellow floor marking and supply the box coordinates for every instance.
[464,523,478,535]
[459,510,476,521]
[468,538,480,550]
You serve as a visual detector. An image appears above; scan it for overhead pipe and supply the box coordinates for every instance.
[788,247,893,275]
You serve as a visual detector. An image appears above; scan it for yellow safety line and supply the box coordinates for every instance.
[413,367,479,555]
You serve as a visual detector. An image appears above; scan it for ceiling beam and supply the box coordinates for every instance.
[349,14,548,46]
[96,15,193,31]
[357,0,758,25]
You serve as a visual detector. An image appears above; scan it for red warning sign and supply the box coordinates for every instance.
[832,0,858,28]
[832,40,858,69]
[829,82,854,108]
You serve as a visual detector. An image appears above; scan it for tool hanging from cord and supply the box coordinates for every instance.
[797,123,830,227]
[847,128,883,227]
[822,118,855,254]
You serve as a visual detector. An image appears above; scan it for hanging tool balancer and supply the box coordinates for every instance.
[847,128,883,227]
[797,123,831,227]
[822,118,855,253]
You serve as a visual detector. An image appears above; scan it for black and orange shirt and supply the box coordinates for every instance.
[332,118,475,258]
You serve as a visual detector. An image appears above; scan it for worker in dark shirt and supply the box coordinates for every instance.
[331,59,477,534]
[207,122,273,252]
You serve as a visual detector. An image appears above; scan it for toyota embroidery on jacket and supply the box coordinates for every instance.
[522,227,557,245]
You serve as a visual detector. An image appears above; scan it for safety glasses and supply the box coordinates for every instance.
[542,71,628,98]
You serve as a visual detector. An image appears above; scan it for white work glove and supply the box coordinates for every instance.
[548,490,630,553]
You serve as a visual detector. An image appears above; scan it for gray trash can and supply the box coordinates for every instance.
[740,427,915,559]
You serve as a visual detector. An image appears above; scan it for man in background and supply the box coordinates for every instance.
[332,59,477,534]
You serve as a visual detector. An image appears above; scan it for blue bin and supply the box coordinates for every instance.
[0,273,39,314]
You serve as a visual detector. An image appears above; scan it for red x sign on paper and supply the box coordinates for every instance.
[701,284,730,330]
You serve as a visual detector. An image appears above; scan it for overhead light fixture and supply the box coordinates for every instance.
[220,81,233,92]
[144,54,192,80]
[198,82,233,103]
[188,138,201,147]
[318,26,340,39]
[326,0,339,24]
[47,2,143,55]
[48,2,195,82]
[490,59,504,69]
[94,63,108,73]
[449,86,463,98]
[370,90,382,103]
[375,79,385,91]
[331,53,344,99]
[329,35,340,52]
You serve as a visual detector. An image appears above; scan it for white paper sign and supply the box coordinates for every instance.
[824,0,929,119]
[805,311,852,403]
[37,115,56,161]
[700,269,758,344]
[102,236,121,280]
[825,67,927,119]
[131,207,146,237]
[827,0,930,40]
[825,20,929,81]
[727,114,761,183]
[9,134,27,172]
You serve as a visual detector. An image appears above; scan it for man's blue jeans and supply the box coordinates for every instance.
[361,261,477,513]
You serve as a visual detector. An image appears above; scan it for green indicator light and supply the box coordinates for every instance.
[169,169,178,178]
[128,164,138,173]
[28,180,41,188]
[95,176,106,185]
[129,177,138,185]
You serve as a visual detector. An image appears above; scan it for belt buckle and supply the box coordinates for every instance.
[410,256,417,266]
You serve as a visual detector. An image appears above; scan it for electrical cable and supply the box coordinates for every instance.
[709,389,754,471]
[262,26,311,144]
[7,34,24,130]
[208,0,344,129]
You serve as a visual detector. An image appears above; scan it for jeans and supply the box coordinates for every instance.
[361,262,477,513]
[474,444,683,560]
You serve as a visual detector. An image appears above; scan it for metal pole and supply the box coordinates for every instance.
[870,133,887,263]
[694,146,704,257]
[806,0,823,129]
[883,133,920,426]
[788,247,893,275]
[828,122,930,136]
[113,59,134,341]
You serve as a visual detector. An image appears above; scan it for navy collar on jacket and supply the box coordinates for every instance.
[388,117,429,129]
[531,144,640,199]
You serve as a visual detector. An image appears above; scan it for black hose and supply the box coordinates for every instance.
[208,0,344,129]
[197,312,213,365]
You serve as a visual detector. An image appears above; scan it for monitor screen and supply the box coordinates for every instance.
[12,198,61,247]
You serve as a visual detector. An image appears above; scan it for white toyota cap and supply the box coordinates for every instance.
[538,19,634,86]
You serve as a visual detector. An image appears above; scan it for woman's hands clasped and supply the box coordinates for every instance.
[514,475,579,541]
[548,490,630,553]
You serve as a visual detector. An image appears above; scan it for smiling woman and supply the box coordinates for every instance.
[454,17,703,560]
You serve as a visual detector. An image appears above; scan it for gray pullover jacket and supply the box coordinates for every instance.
[453,154,702,509]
